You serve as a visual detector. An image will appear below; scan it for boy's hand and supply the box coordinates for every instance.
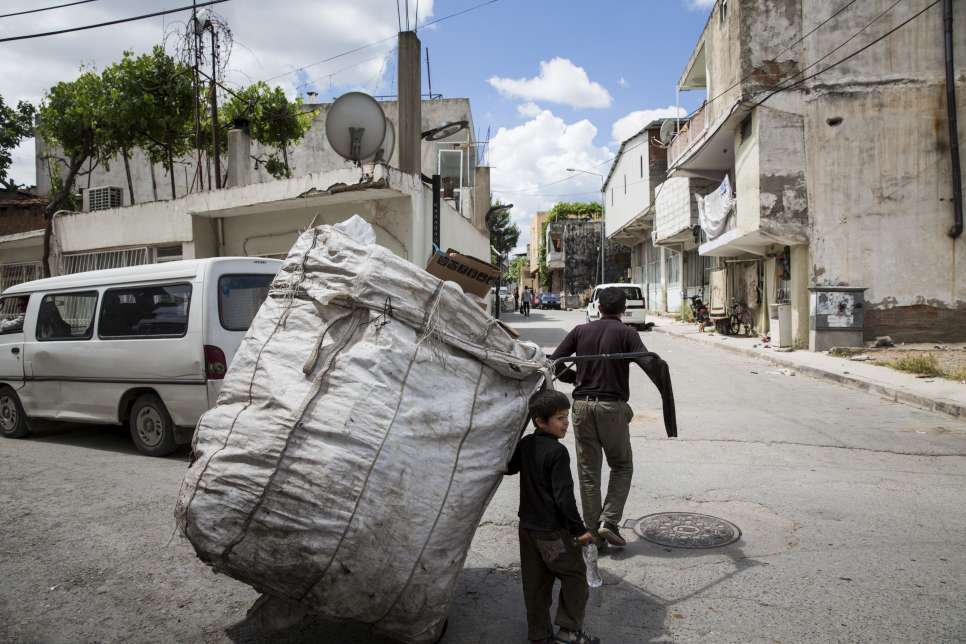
[577,531,595,546]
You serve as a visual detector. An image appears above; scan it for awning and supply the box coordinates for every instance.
[699,228,794,257]
[669,102,748,177]
[654,226,695,248]
[608,205,653,245]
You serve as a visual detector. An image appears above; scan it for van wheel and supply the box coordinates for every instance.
[0,386,30,439]
[129,394,177,456]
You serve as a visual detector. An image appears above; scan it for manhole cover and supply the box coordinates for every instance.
[628,512,741,549]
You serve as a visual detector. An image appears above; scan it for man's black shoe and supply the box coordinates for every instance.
[598,521,626,547]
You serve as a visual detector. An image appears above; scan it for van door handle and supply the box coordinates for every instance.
[11,347,19,355]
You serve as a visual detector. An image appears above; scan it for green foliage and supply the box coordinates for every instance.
[488,201,520,265]
[0,95,35,190]
[877,353,943,378]
[38,70,111,169]
[131,47,195,166]
[506,256,527,283]
[222,81,313,179]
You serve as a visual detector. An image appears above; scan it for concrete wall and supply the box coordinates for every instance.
[36,98,480,225]
[655,177,716,241]
[802,0,966,341]
[604,131,653,235]
[753,107,809,242]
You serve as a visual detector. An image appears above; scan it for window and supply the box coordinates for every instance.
[37,292,97,341]
[155,246,183,263]
[218,274,274,331]
[0,295,29,334]
[63,247,150,274]
[98,283,191,338]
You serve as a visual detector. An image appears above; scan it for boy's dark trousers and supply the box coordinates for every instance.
[519,527,588,640]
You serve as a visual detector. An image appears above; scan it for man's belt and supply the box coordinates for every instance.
[572,394,622,402]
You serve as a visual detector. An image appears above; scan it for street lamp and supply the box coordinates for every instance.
[565,168,607,286]
[486,203,514,320]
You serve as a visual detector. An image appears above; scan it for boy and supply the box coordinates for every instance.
[507,390,601,644]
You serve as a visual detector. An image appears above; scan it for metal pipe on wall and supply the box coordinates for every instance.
[943,0,963,238]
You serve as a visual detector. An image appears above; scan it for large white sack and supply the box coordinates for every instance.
[175,220,545,643]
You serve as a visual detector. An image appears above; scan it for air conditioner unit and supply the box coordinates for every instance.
[84,186,124,212]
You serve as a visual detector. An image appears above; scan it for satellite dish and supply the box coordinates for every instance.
[422,120,469,141]
[659,119,678,145]
[326,92,387,163]
[369,118,395,164]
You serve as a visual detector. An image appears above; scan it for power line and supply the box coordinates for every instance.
[754,0,940,107]
[0,0,99,19]
[260,0,500,84]
[0,0,230,43]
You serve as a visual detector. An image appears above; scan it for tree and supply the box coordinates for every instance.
[38,71,114,276]
[0,95,35,191]
[131,47,195,199]
[222,81,313,179]
[506,256,527,283]
[488,202,520,265]
[102,52,150,205]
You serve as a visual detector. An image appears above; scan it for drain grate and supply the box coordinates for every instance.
[626,512,741,549]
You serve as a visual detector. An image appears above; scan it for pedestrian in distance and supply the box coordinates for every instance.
[521,287,531,317]
[514,289,520,313]
[549,288,677,550]
[506,390,601,644]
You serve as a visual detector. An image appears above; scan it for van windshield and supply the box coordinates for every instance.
[218,274,274,331]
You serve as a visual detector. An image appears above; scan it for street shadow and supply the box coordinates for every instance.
[225,567,669,643]
[518,326,570,350]
[22,421,190,459]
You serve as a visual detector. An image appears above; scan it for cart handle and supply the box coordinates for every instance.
[548,351,652,370]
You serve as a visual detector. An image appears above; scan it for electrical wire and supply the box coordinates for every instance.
[260,0,500,84]
[0,0,230,43]
[0,0,99,19]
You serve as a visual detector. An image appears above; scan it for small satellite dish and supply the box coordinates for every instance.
[422,120,469,141]
[659,119,678,145]
[326,92,387,163]
[370,118,395,164]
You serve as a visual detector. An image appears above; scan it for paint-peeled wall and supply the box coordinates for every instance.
[802,0,966,341]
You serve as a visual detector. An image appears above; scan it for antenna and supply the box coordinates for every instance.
[326,92,387,165]
[425,47,433,99]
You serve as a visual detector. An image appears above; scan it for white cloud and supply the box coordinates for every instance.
[0,0,435,187]
[489,58,612,109]
[618,77,629,89]
[611,106,686,144]
[686,0,716,9]
[488,107,612,253]
[516,102,542,118]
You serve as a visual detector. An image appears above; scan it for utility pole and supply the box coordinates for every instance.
[210,27,222,189]
[191,1,204,191]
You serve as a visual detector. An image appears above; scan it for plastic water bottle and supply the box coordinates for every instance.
[582,543,603,588]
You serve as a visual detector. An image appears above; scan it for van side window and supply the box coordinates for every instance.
[37,292,98,341]
[219,274,274,331]
[99,283,192,338]
[0,295,29,334]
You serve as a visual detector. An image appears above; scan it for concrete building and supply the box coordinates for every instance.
[23,96,490,280]
[546,215,630,308]
[0,190,46,290]
[665,0,965,346]
[520,210,549,295]
[605,119,681,313]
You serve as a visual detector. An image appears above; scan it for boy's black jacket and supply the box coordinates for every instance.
[506,431,587,536]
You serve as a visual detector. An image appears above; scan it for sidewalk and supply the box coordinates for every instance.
[649,315,966,419]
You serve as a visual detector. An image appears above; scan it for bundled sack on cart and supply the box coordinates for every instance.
[175,217,546,644]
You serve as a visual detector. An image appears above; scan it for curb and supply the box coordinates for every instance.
[651,324,966,420]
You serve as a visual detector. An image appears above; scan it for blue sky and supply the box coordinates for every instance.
[1,0,713,247]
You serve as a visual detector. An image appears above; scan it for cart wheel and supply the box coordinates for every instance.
[433,618,449,643]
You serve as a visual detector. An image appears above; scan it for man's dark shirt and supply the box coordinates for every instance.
[506,430,587,536]
[549,317,678,437]
[549,318,645,401]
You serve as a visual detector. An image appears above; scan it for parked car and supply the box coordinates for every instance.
[0,257,282,456]
[586,283,647,330]
[539,292,561,310]
[498,287,515,312]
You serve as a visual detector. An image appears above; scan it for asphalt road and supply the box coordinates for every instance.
[2,307,965,643]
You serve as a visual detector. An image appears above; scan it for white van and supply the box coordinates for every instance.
[0,258,282,456]
[586,283,647,330]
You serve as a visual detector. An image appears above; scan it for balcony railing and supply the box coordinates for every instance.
[668,103,707,166]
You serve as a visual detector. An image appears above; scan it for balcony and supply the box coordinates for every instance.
[668,104,706,167]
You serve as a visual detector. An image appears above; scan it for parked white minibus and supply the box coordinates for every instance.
[0,258,282,456]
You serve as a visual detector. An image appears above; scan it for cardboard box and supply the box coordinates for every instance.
[425,248,500,299]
